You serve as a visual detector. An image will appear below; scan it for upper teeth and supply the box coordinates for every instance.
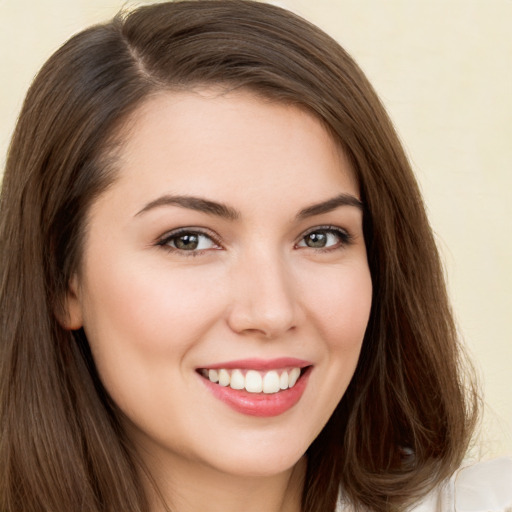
[202,368,302,394]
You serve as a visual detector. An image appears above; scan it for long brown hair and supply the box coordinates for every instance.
[0,1,478,511]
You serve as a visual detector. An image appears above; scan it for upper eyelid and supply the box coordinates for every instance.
[155,224,352,248]
[157,227,222,247]
[297,225,351,239]
[295,225,354,249]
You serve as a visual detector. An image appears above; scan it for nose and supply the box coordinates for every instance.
[226,248,299,339]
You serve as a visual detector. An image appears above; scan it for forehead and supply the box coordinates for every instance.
[101,88,359,214]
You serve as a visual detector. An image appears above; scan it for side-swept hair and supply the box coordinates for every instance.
[0,1,478,511]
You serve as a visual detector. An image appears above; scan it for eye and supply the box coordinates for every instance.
[157,229,220,253]
[296,227,352,250]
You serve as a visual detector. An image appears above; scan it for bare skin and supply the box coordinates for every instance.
[64,89,371,511]
[144,454,306,512]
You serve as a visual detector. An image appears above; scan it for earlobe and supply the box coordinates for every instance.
[59,274,84,330]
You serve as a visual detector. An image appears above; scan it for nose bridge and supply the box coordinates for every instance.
[227,244,298,338]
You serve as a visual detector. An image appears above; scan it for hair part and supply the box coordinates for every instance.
[0,1,478,511]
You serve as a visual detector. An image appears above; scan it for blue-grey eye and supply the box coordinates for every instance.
[165,232,217,251]
[297,229,347,249]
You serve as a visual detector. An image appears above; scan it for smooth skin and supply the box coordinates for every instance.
[63,89,373,512]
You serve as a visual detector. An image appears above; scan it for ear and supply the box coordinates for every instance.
[58,274,84,330]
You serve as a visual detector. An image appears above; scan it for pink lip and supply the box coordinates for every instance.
[198,364,312,418]
[200,357,311,371]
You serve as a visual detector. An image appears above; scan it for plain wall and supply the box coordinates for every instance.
[1,0,511,458]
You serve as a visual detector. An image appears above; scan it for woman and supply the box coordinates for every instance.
[0,1,510,511]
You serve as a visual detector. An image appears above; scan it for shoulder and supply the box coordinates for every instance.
[412,457,512,512]
[451,457,512,511]
[337,458,512,512]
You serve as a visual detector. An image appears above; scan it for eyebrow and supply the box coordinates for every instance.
[135,193,363,220]
[296,193,363,219]
[135,195,240,220]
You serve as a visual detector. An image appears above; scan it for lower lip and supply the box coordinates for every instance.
[200,368,311,417]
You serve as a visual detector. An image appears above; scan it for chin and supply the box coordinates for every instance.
[198,434,310,478]
[213,452,305,479]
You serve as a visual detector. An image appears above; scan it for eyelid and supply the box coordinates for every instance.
[155,224,353,254]
[295,225,353,249]
[156,227,223,251]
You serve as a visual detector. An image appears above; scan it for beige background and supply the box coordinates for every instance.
[1,0,511,458]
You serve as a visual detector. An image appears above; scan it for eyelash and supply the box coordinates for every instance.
[156,228,222,257]
[156,225,353,256]
[295,225,353,252]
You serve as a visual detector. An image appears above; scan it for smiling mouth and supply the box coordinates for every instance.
[198,367,309,394]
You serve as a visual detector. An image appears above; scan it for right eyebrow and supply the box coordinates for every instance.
[134,194,240,220]
[296,193,363,220]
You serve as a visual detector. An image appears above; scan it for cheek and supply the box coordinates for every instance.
[289,260,371,438]
[77,252,229,405]
[298,260,372,351]
[81,255,223,349]
[78,257,227,432]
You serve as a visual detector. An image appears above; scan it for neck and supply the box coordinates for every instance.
[142,454,306,512]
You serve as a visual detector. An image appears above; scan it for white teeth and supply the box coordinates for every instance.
[279,371,289,390]
[218,369,230,387]
[245,370,263,393]
[230,369,245,390]
[263,371,280,394]
[203,367,303,394]
[288,367,301,387]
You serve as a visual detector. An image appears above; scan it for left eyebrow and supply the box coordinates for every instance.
[134,194,240,220]
[296,193,363,220]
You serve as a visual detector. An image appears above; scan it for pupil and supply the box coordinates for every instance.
[307,232,327,248]
[176,234,199,250]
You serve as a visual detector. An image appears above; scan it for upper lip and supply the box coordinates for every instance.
[197,357,312,371]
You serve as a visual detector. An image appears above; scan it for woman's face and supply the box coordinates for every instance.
[65,90,372,479]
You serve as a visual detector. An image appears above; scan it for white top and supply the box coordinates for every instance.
[337,457,512,512]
